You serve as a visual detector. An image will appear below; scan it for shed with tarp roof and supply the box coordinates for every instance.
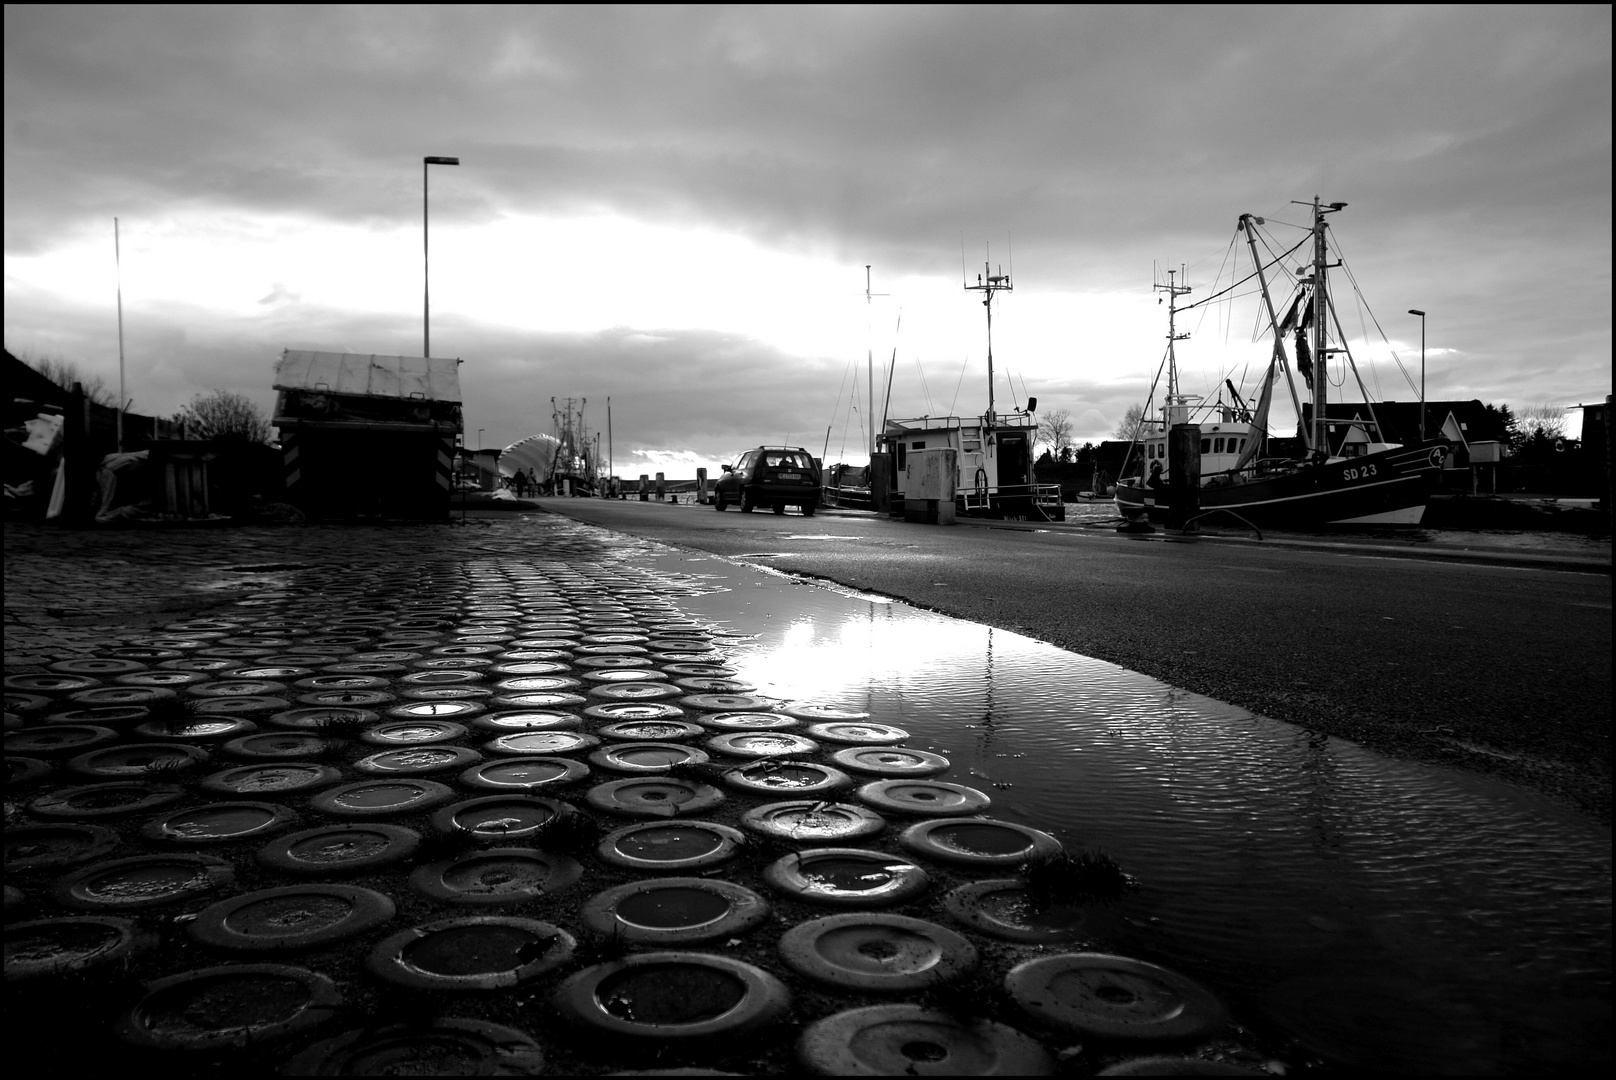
[272,350,463,519]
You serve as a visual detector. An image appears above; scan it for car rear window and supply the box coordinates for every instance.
[762,452,812,469]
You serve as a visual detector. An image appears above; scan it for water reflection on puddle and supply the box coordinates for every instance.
[664,551,1612,1074]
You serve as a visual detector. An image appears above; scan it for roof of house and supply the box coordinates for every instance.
[1299,399,1508,450]
[274,351,462,403]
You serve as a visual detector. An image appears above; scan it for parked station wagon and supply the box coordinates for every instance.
[714,446,821,515]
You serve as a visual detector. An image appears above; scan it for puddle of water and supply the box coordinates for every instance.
[661,549,1612,1074]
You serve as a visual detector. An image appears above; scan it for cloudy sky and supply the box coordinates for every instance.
[5,6,1609,472]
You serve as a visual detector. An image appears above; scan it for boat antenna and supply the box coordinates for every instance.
[864,266,888,458]
[965,248,1012,427]
[1154,267,1191,426]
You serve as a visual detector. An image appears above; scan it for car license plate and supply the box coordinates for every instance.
[773,473,801,481]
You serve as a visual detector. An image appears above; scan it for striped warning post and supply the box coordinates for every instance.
[436,436,454,492]
[283,432,302,497]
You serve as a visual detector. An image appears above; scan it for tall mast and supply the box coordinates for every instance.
[965,260,1012,427]
[863,266,887,456]
[1239,215,1309,450]
[1294,197,1347,457]
[1154,268,1191,427]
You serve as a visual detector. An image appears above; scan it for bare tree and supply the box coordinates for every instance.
[1515,403,1568,442]
[1113,402,1146,441]
[15,349,118,406]
[174,390,273,443]
[1037,408,1074,459]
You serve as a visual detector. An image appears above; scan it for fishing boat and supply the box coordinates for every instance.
[1115,198,1449,529]
[544,396,599,497]
[875,262,1064,520]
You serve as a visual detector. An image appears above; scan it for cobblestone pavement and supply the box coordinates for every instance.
[3,515,1297,1076]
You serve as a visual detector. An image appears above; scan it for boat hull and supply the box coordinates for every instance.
[1115,441,1449,529]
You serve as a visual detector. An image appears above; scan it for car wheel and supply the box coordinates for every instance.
[740,489,754,513]
[801,504,816,517]
[714,495,727,511]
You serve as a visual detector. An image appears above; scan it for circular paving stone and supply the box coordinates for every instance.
[582,669,669,686]
[353,745,480,776]
[706,731,820,760]
[359,719,468,746]
[293,675,389,692]
[589,742,710,774]
[494,675,582,694]
[157,657,243,673]
[582,701,687,723]
[588,683,683,702]
[660,663,739,678]
[266,706,378,730]
[228,667,316,680]
[673,677,757,694]
[582,878,768,945]
[856,779,991,817]
[30,782,185,819]
[831,746,951,778]
[4,692,53,714]
[320,662,408,677]
[367,917,575,991]
[201,763,343,798]
[573,644,649,657]
[68,741,209,778]
[485,661,572,677]
[430,795,575,843]
[53,853,235,911]
[804,722,909,745]
[48,658,146,676]
[310,779,455,818]
[189,884,394,953]
[796,1004,1056,1075]
[69,685,182,708]
[41,705,150,728]
[189,679,289,699]
[141,802,296,844]
[779,913,978,993]
[111,648,185,662]
[899,819,1062,869]
[6,724,119,756]
[586,776,726,819]
[298,689,395,708]
[597,719,707,742]
[398,686,493,702]
[742,801,885,844]
[221,732,331,759]
[114,670,208,689]
[385,700,487,721]
[4,915,148,981]
[3,824,119,870]
[595,821,745,873]
[6,755,50,785]
[484,730,599,756]
[191,695,291,718]
[410,847,584,906]
[724,759,854,797]
[781,704,871,723]
[554,952,790,1042]
[116,963,341,1051]
[571,656,653,670]
[941,880,1090,944]
[1004,953,1227,1041]
[282,1017,547,1075]
[472,710,582,733]
[489,692,588,710]
[763,848,929,909]
[6,673,102,695]
[459,756,590,793]
[134,717,257,742]
[699,711,799,732]
[1096,1058,1269,1076]
[680,694,775,713]
[258,823,420,876]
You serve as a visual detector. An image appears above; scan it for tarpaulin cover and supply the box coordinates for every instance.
[274,351,463,403]
[498,433,560,477]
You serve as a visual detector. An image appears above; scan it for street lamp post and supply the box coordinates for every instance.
[477,428,484,451]
[1408,309,1426,442]
[424,156,460,358]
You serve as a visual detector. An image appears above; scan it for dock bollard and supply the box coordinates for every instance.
[696,468,708,505]
[655,473,665,502]
[639,475,648,502]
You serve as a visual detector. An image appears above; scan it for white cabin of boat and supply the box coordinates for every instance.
[880,409,1062,516]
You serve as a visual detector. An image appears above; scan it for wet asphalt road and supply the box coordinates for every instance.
[537,499,1613,823]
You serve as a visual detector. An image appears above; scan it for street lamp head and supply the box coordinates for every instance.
[425,156,460,166]
[1408,309,1425,317]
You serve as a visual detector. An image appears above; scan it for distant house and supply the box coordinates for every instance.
[1299,399,1508,466]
